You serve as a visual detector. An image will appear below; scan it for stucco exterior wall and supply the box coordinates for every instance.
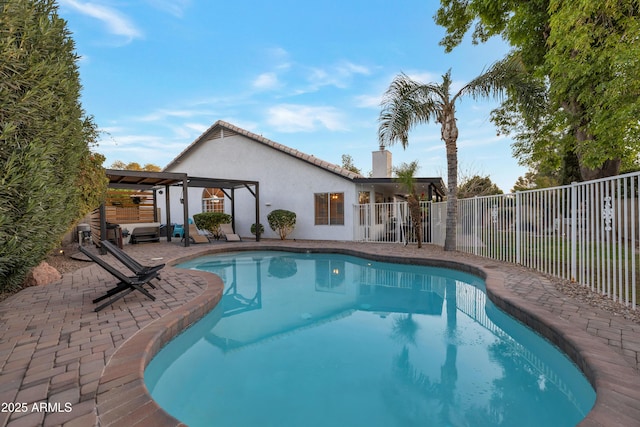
[163,134,357,240]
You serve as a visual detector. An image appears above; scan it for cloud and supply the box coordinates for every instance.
[59,0,142,42]
[404,71,439,84]
[339,62,371,76]
[253,72,280,90]
[134,108,215,122]
[182,122,209,134]
[266,47,291,64]
[266,104,347,133]
[354,94,382,108]
[306,61,371,90]
[145,0,191,17]
[97,132,187,167]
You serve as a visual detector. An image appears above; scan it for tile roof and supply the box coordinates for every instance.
[163,120,364,180]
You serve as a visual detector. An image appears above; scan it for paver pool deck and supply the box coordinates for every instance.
[1,239,639,427]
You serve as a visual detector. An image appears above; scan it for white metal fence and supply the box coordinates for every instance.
[354,171,640,309]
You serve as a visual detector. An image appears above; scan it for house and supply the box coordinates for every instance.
[162,120,445,242]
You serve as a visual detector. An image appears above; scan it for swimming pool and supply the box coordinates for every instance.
[145,250,595,427]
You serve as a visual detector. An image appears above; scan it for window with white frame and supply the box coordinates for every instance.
[314,192,344,225]
[202,188,224,213]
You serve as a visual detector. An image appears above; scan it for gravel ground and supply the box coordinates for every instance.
[552,275,640,324]
[0,243,91,303]
[44,242,92,274]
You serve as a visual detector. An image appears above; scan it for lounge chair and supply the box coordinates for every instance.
[100,240,164,280]
[220,223,241,241]
[185,223,210,244]
[79,246,158,312]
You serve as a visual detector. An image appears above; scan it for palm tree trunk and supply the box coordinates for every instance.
[442,111,458,251]
[407,194,422,248]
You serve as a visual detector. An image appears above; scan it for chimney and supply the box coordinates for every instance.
[372,145,392,178]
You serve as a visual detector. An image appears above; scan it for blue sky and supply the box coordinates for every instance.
[57,0,528,192]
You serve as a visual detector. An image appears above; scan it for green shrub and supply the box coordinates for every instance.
[0,0,107,291]
[267,209,296,240]
[250,223,264,236]
[193,212,232,239]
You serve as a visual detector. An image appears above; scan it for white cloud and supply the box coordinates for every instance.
[354,94,382,108]
[404,71,440,84]
[305,61,372,91]
[182,122,209,134]
[145,0,191,17]
[266,104,347,133]
[266,47,291,66]
[97,132,186,167]
[135,108,214,122]
[253,72,280,90]
[59,0,142,42]
[339,61,371,76]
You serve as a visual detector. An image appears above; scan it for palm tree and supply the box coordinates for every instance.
[394,161,423,248]
[379,55,542,251]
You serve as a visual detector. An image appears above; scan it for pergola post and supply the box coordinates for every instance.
[164,185,172,242]
[255,182,260,241]
[182,176,190,246]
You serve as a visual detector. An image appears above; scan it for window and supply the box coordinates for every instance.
[358,191,370,204]
[202,188,224,213]
[314,192,344,225]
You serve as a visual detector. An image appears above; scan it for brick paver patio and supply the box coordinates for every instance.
[1,240,639,426]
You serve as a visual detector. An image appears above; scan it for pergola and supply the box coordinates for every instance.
[102,170,260,247]
[353,177,446,201]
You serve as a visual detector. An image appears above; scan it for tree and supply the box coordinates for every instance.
[394,161,423,248]
[457,175,503,199]
[111,160,161,171]
[0,0,107,290]
[435,0,640,180]
[340,154,362,175]
[379,56,541,251]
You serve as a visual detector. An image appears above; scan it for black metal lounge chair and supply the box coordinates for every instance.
[100,240,164,279]
[79,246,158,312]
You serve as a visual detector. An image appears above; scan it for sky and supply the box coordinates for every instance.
[56,0,529,193]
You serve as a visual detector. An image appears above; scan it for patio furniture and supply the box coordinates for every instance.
[106,222,123,248]
[172,223,184,238]
[184,223,210,244]
[79,246,158,312]
[129,226,160,244]
[100,240,164,280]
[220,223,241,241]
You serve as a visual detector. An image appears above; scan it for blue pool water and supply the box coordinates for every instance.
[145,251,595,427]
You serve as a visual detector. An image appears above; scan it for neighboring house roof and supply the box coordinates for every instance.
[163,120,364,181]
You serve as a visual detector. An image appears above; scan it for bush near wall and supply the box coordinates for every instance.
[0,0,106,291]
[267,209,296,240]
[193,212,232,238]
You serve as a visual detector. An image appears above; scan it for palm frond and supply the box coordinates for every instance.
[393,160,420,194]
[455,54,546,116]
[378,73,443,148]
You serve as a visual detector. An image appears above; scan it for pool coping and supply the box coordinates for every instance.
[95,244,640,427]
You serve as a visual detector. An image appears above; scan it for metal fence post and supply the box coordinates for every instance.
[515,191,521,265]
[571,182,578,281]
[472,196,478,256]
